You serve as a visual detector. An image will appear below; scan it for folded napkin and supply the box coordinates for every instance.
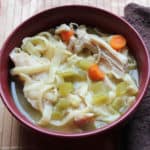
[123,3,150,150]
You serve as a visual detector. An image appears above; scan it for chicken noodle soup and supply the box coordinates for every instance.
[10,23,139,133]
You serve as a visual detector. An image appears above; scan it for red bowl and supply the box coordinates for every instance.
[0,5,150,138]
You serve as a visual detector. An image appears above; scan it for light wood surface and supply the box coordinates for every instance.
[0,0,150,149]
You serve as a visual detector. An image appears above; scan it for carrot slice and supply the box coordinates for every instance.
[60,30,74,42]
[88,64,105,81]
[109,35,126,51]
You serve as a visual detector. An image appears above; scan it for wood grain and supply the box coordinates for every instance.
[0,0,150,149]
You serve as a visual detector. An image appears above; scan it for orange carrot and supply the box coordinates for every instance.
[60,30,74,42]
[88,64,105,81]
[109,35,126,51]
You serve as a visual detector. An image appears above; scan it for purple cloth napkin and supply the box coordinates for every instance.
[123,3,150,150]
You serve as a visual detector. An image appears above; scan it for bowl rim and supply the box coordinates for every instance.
[0,4,150,138]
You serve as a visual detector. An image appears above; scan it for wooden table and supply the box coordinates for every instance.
[0,0,150,149]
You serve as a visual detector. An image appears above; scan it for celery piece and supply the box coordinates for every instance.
[67,94,81,108]
[77,70,87,80]
[58,69,86,81]
[108,105,120,115]
[51,110,64,120]
[128,57,137,70]
[52,98,71,119]
[128,64,136,70]
[111,97,123,111]
[58,70,78,78]
[58,82,74,96]
[127,86,138,96]
[116,82,128,96]
[91,81,107,93]
[71,100,80,108]
[55,98,70,111]
[77,59,92,70]
[92,93,109,105]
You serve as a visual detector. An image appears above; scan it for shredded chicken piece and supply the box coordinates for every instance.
[68,28,128,79]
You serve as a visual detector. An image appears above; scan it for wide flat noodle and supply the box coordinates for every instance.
[10,64,50,75]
